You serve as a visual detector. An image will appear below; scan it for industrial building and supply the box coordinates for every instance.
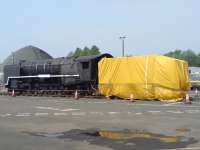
[0,45,53,85]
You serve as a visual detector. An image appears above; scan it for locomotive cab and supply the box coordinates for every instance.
[76,53,113,85]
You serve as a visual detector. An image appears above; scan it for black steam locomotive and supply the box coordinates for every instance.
[4,53,112,94]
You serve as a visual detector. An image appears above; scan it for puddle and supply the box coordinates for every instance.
[24,129,198,150]
[176,128,191,133]
[23,132,64,138]
[98,130,179,143]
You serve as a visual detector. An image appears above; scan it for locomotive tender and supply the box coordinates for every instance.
[4,53,112,94]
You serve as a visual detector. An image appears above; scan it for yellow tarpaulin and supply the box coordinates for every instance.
[98,55,190,101]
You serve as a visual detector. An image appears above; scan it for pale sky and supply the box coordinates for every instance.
[0,0,199,62]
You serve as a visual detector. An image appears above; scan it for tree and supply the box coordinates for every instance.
[70,45,101,58]
[73,48,82,58]
[164,49,200,67]
[90,45,101,55]
[182,50,198,66]
[82,47,90,56]
[165,49,183,59]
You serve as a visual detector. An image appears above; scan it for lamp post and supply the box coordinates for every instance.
[119,36,126,57]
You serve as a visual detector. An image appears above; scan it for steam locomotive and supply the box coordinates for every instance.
[3,53,112,94]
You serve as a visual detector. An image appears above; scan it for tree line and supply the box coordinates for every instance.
[68,45,101,58]
[68,45,200,67]
[164,49,200,67]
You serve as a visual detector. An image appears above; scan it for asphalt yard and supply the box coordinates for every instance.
[0,96,200,150]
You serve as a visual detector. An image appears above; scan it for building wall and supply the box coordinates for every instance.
[189,67,200,74]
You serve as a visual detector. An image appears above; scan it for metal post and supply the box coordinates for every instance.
[120,36,126,57]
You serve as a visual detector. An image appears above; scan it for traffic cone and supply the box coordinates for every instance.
[184,93,192,104]
[130,94,135,102]
[74,90,79,100]
[106,96,111,100]
[195,88,198,95]
[11,89,16,97]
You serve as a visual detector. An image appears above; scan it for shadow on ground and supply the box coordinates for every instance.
[24,129,198,150]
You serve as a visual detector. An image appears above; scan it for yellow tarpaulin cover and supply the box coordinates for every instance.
[98,55,190,101]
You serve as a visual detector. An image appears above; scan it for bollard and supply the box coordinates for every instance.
[74,90,79,100]
[195,88,198,96]
[184,93,192,104]
[106,96,111,100]
[11,89,16,97]
[130,94,135,102]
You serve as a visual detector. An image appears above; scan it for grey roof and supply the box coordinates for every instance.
[2,45,53,66]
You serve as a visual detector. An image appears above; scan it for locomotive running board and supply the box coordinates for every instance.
[5,74,80,86]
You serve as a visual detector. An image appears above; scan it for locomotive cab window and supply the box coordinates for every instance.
[81,62,89,69]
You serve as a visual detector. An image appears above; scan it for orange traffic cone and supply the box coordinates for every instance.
[106,96,111,100]
[74,90,79,100]
[130,94,135,102]
[184,93,192,104]
[11,89,16,97]
[195,88,198,95]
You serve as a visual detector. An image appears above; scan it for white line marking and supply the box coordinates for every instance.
[185,110,200,114]
[163,147,200,150]
[148,110,161,114]
[71,112,86,116]
[87,101,101,103]
[35,106,60,111]
[54,113,68,116]
[92,101,108,104]
[16,113,31,117]
[134,103,200,108]
[134,104,164,107]
[0,113,12,117]
[166,110,184,114]
[35,113,49,116]
[162,102,182,106]
[108,112,120,115]
[35,106,80,112]
[90,112,104,115]
[135,112,143,115]
[61,109,80,112]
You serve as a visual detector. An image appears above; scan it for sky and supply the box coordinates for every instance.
[0,0,200,62]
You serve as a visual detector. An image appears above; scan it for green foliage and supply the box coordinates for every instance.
[90,45,101,55]
[82,47,90,56]
[73,48,82,58]
[70,45,101,58]
[164,49,200,66]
